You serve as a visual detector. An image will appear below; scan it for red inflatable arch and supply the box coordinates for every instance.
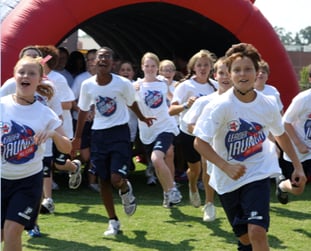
[1,0,298,108]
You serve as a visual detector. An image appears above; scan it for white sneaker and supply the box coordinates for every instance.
[169,187,182,206]
[163,192,170,208]
[52,180,59,190]
[69,160,82,189]
[145,163,155,177]
[89,183,100,192]
[147,175,157,185]
[202,202,216,222]
[41,197,55,214]
[189,189,201,208]
[119,181,137,216]
[103,219,120,236]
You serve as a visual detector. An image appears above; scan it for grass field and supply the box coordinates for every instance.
[22,164,310,251]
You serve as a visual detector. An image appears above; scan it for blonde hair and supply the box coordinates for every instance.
[14,56,54,100]
[213,56,227,72]
[141,52,160,67]
[159,59,176,71]
[258,60,270,75]
[176,49,217,89]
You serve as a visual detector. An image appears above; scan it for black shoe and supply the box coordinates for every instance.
[275,175,288,204]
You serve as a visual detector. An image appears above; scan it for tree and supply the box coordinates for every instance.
[299,26,311,45]
[299,65,311,91]
[274,26,311,45]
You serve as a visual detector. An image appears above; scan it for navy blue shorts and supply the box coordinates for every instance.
[1,171,43,230]
[218,178,270,237]
[144,132,175,156]
[43,156,53,177]
[53,143,70,165]
[180,131,201,163]
[280,158,311,180]
[91,124,131,181]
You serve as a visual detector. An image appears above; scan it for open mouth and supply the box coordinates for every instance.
[21,82,30,86]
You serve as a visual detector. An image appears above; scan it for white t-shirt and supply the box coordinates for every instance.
[183,92,219,128]
[48,70,75,138]
[257,84,284,112]
[283,88,311,162]
[171,77,217,134]
[135,80,179,144]
[0,77,16,97]
[78,74,135,130]
[1,95,62,179]
[71,71,93,120]
[193,89,284,194]
[0,77,63,157]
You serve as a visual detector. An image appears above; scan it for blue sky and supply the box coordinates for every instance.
[254,0,310,33]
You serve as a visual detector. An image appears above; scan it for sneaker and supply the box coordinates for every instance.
[168,187,182,206]
[189,189,201,208]
[27,225,41,237]
[145,163,155,177]
[89,183,100,192]
[52,180,59,190]
[147,175,157,185]
[68,159,82,189]
[275,174,288,204]
[202,202,216,222]
[163,192,170,208]
[119,181,137,216]
[103,219,120,236]
[40,197,55,214]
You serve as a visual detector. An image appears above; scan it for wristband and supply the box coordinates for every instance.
[183,103,189,110]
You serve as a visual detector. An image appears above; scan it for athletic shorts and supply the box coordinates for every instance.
[53,143,70,165]
[90,124,131,181]
[1,171,43,230]
[218,178,270,237]
[43,156,53,177]
[144,132,174,156]
[280,158,311,180]
[180,131,201,163]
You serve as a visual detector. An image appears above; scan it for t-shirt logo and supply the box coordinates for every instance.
[1,120,37,164]
[225,118,265,161]
[304,114,311,140]
[96,96,117,117]
[144,90,163,108]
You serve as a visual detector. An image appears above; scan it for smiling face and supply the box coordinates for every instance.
[95,48,113,74]
[141,57,158,78]
[230,56,257,93]
[14,58,43,97]
[118,62,135,80]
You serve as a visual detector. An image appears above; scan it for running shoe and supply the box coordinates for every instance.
[68,159,82,189]
[27,225,41,237]
[103,219,120,236]
[202,202,216,222]
[275,174,288,204]
[119,181,137,216]
[40,197,55,214]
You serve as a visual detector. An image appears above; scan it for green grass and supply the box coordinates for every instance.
[22,164,311,251]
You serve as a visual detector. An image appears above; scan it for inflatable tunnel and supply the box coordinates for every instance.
[1,0,298,108]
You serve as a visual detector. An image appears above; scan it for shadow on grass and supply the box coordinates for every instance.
[270,206,310,219]
[26,235,109,251]
[168,207,234,243]
[108,230,197,251]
